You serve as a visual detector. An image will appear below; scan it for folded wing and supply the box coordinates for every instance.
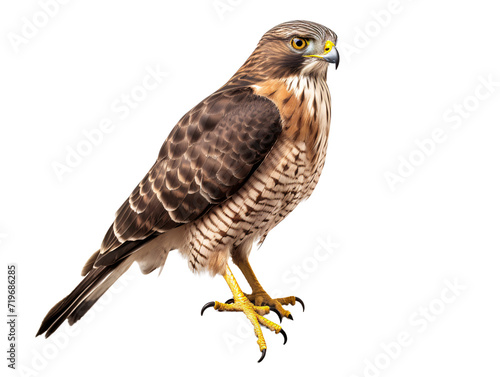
[94,88,282,267]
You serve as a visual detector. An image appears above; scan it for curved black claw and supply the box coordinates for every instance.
[270,308,283,323]
[295,297,305,311]
[225,298,234,304]
[200,301,215,316]
[287,313,294,321]
[280,329,288,345]
[258,348,266,363]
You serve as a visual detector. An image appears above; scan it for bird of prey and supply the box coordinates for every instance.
[37,20,339,362]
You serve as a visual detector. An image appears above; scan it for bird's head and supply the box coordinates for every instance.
[238,20,339,82]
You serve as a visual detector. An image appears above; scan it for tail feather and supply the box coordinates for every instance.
[68,258,133,325]
[36,257,133,338]
[37,229,183,338]
[81,250,99,276]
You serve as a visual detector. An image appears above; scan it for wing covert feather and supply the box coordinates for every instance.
[96,88,282,266]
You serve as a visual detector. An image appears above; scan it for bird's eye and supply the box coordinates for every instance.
[290,37,308,50]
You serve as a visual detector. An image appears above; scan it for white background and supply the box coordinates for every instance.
[1,0,499,376]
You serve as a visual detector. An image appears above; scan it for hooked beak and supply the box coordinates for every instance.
[323,45,339,69]
[305,40,340,69]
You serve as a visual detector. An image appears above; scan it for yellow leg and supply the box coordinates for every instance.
[233,257,305,320]
[201,264,286,362]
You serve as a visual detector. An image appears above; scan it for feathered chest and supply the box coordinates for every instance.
[252,76,331,169]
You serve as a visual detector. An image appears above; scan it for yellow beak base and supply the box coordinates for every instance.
[305,40,339,68]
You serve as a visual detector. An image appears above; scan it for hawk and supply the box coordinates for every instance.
[37,20,339,362]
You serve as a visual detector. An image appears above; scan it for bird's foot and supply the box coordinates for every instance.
[201,293,286,362]
[226,291,304,322]
[201,265,288,362]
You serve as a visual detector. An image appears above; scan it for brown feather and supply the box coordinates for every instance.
[38,20,337,337]
[96,89,282,267]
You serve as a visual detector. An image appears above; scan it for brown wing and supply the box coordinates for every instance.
[94,88,282,267]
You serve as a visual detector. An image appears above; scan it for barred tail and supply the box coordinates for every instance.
[36,256,134,338]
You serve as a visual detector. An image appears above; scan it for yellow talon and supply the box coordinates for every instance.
[232,257,305,319]
[201,264,286,362]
